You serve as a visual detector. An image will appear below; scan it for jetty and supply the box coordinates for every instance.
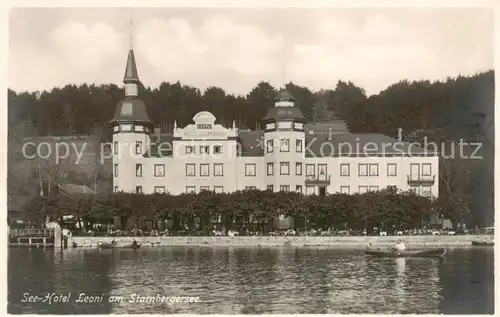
[9,228,55,248]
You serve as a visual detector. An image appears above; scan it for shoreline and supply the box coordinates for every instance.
[68,235,494,249]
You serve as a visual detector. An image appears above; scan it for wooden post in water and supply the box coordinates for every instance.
[54,224,62,249]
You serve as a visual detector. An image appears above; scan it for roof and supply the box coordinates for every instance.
[140,131,431,159]
[303,133,430,157]
[59,183,96,195]
[263,106,306,122]
[305,121,350,134]
[109,98,152,125]
[238,130,265,156]
[234,131,430,157]
[123,49,139,83]
[144,134,174,157]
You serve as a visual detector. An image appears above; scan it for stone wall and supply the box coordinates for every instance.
[70,234,494,249]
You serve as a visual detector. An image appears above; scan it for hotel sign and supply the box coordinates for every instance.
[175,111,237,139]
[183,131,226,138]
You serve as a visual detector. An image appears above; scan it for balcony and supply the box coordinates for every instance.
[305,175,331,187]
[407,175,436,186]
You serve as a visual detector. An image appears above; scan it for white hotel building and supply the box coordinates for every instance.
[110,49,439,198]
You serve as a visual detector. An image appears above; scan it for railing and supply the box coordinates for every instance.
[9,228,55,238]
[305,175,331,186]
[407,175,436,185]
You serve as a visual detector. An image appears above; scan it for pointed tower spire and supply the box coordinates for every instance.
[123,50,139,84]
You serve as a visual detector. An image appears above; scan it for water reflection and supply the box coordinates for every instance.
[8,247,493,314]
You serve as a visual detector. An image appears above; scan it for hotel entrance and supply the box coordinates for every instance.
[319,187,326,196]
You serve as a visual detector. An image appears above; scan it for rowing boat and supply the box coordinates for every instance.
[472,241,494,246]
[365,248,446,258]
[98,242,116,249]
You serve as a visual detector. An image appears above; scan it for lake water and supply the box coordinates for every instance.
[8,247,494,314]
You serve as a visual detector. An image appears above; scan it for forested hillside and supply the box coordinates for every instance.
[8,70,494,226]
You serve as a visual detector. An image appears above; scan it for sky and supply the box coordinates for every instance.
[8,7,494,96]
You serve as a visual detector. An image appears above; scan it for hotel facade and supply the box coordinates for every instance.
[110,49,439,198]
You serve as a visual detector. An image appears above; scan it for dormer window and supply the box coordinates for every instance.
[200,145,210,154]
[214,145,223,154]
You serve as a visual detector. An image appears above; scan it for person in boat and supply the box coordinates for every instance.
[393,239,407,252]
[132,239,138,247]
[111,239,117,245]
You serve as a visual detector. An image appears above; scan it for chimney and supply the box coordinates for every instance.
[328,128,333,141]
[397,128,403,141]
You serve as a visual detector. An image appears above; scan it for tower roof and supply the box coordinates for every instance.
[263,107,306,122]
[109,98,152,126]
[123,49,139,83]
[109,49,151,127]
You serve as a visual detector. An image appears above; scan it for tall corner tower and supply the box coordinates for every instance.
[262,88,306,192]
[108,48,153,193]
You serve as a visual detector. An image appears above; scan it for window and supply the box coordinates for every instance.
[200,186,210,191]
[387,185,397,193]
[369,186,379,192]
[200,164,210,176]
[358,164,368,176]
[136,186,143,194]
[280,162,290,175]
[306,186,315,195]
[387,163,397,177]
[185,146,195,154]
[154,164,165,177]
[214,164,224,176]
[245,164,256,176]
[296,185,303,193]
[267,185,274,191]
[114,164,118,177]
[267,162,274,176]
[136,164,142,177]
[280,138,290,152]
[296,139,303,152]
[114,142,118,154]
[358,186,368,194]
[340,186,350,194]
[369,164,379,176]
[214,186,224,193]
[280,185,290,192]
[186,164,196,176]
[422,186,432,197]
[200,145,210,155]
[410,186,420,195]
[135,141,142,155]
[296,162,303,175]
[186,186,196,193]
[422,163,432,176]
[214,145,223,154]
[306,164,315,177]
[154,186,165,194]
[245,186,256,190]
[318,164,327,177]
[266,140,274,153]
[340,164,350,177]
[114,186,118,193]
